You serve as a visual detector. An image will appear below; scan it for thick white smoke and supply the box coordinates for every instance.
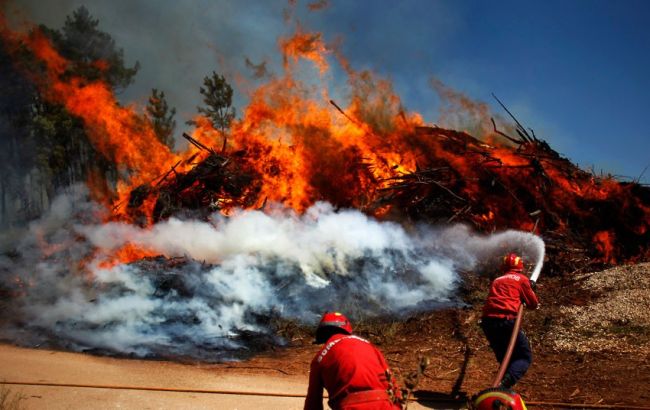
[0,186,544,360]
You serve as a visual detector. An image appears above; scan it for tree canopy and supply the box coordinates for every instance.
[146,88,176,150]
[0,6,139,226]
[41,6,140,91]
[196,71,236,133]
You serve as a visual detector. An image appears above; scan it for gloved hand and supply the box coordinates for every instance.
[530,280,537,290]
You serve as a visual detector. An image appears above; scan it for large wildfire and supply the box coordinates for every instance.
[0,9,648,360]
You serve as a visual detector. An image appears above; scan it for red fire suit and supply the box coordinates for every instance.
[482,270,539,319]
[481,269,540,386]
[304,334,401,410]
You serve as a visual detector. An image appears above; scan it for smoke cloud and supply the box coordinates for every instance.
[2,0,456,127]
[0,186,544,360]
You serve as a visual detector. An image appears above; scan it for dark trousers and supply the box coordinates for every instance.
[480,317,532,384]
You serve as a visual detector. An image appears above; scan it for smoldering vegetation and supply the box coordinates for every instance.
[0,186,543,361]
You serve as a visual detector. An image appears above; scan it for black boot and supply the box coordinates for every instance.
[499,373,516,389]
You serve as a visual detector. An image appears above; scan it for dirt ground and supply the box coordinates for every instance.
[0,343,448,409]
[2,263,649,409]
[225,263,650,407]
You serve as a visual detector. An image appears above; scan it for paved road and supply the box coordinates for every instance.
[0,344,463,409]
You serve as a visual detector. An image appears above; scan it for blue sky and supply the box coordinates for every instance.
[8,0,650,182]
[299,1,650,182]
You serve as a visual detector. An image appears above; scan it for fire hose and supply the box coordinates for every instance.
[491,303,525,388]
[2,380,650,409]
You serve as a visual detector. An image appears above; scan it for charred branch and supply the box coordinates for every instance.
[182,132,214,154]
[155,160,182,187]
[491,93,537,143]
[491,117,523,145]
[329,99,361,127]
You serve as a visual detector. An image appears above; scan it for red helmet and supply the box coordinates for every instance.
[315,312,352,343]
[472,387,527,410]
[318,312,353,334]
[503,253,524,271]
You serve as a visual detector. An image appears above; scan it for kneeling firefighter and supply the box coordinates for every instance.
[304,312,402,410]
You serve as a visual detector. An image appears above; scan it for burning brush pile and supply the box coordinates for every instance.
[132,104,649,276]
[0,13,648,361]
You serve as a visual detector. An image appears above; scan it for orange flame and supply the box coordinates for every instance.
[279,26,329,75]
[97,243,160,270]
[2,14,649,269]
[13,29,210,224]
[594,231,616,264]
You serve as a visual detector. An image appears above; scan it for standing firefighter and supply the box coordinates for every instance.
[304,312,402,410]
[481,253,539,389]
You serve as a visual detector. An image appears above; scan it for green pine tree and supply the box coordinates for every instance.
[146,89,176,150]
[0,6,140,224]
[51,5,140,90]
[195,71,236,133]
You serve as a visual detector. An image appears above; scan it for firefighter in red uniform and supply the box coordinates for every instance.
[481,253,539,389]
[304,312,402,410]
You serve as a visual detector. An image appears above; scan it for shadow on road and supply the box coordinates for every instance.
[412,390,467,409]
